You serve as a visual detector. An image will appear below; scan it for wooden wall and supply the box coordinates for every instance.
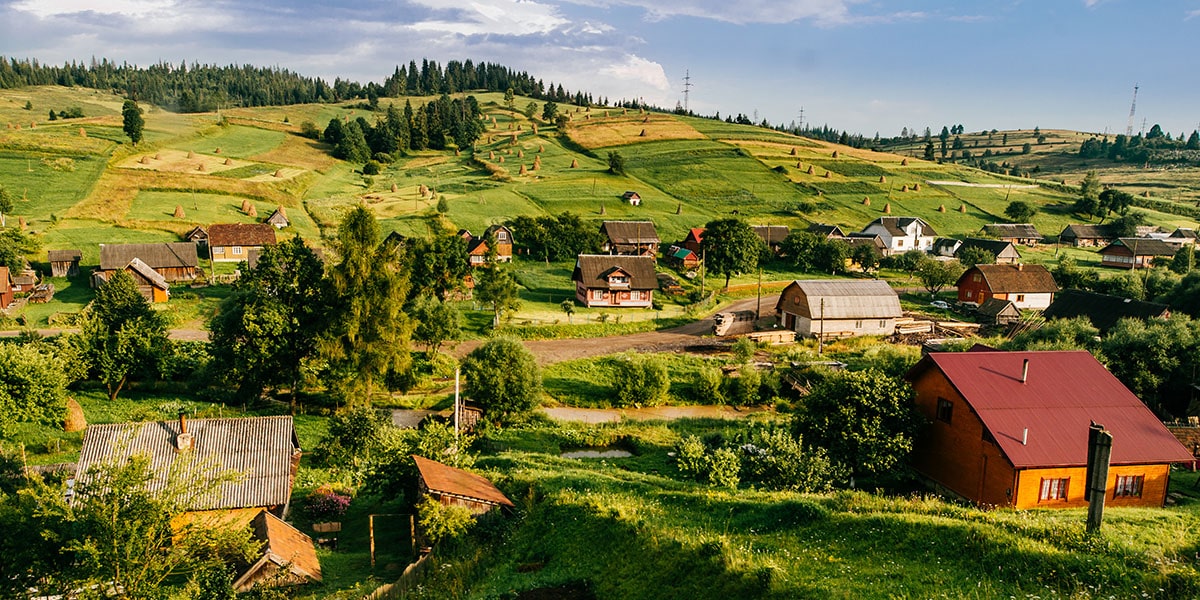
[1013,464,1171,509]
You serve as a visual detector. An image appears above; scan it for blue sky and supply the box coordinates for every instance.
[1,0,1197,138]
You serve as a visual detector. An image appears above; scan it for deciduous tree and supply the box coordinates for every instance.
[79,270,169,401]
[474,263,521,328]
[1003,200,1037,223]
[916,258,964,296]
[462,337,541,424]
[702,218,763,289]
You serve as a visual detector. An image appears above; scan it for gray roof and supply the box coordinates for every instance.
[1101,237,1177,257]
[807,223,846,238]
[1170,228,1198,240]
[982,223,1042,239]
[1059,224,1116,240]
[1043,289,1169,333]
[100,243,199,270]
[599,221,660,245]
[776,279,901,319]
[752,225,790,244]
[125,258,169,291]
[573,254,657,290]
[48,249,82,262]
[958,237,1020,259]
[977,297,1020,318]
[76,416,299,511]
[862,216,938,238]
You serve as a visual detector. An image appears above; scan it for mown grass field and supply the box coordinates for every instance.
[0,85,1195,331]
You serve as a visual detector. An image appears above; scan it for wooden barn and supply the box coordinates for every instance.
[807,223,847,239]
[232,511,322,591]
[1059,224,1117,248]
[209,223,278,263]
[122,257,170,303]
[976,297,1021,325]
[621,190,642,206]
[99,243,199,282]
[572,254,656,308]
[413,455,513,515]
[0,266,13,308]
[483,224,514,262]
[752,225,790,255]
[1098,237,1176,269]
[183,226,208,244]
[906,350,1194,509]
[680,227,704,253]
[981,223,1043,246]
[774,279,902,339]
[265,207,290,229]
[600,221,660,256]
[1042,289,1170,333]
[666,245,700,270]
[955,264,1058,310]
[47,249,82,277]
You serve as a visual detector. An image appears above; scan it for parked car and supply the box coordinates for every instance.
[930,300,950,310]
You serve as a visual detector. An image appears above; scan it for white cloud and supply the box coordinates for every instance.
[1187,9,1200,20]
[559,0,858,26]
[10,0,176,18]
[407,0,570,36]
[599,54,670,90]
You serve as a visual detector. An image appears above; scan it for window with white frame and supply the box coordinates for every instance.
[1039,477,1069,501]
[1114,475,1144,498]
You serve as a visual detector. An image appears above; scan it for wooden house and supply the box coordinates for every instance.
[844,233,886,255]
[0,266,13,308]
[666,245,700,270]
[413,455,513,515]
[573,254,656,308]
[1059,224,1117,247]
[232,511,322,591]
[1042,289,1170,333]
[976,297,1021,325]
[1098,237,1176,269]
[209,224,278,262]
[807,223,847,239]
[1168,228,1198,247]
[981,223,1043,246]
[752,225,790,255]
[681,227,705,254]
[957,238,1022,264]
[265,207,290,229]
[483,224,514,262]
[859,217,938,255]
[99,243,199,282]
[621,191,642,206]
[932,238,962,258]
[466,236,491,266]
[774,279,901,339]
[600,221,660,256]
[48,249,82,277]
[77,415,302,517]
[120,257,170,303]
[183,226,208,244]
[11,268,37,292]
[906,350,1194,509]
[955,264,1057,309]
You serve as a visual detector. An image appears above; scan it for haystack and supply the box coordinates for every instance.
[241,199,252,212]
[532,123,538,134]
[174,205,185,219]
[215,147,222,154]
[455,148,461,156]
[1143,191,1151,198]
[639,129,647,137]
[676,203,683,215]
[154,153,161,160]
[570,159,579,168]
[187,150,195,158]
[879,175,887,183]
[391,183,398,193]
[913,183,921,191]
[64,397,86,432]
[901,158,909,166]
[642,116,649,123]
[831,150,839,158]
[517,149,524,158]
[790,147,797,156]
[489,150,495,160]
[273,169,283,177]
[518,164,527,175]
[532,156,541,170]
[883,203,891,214]
[79,127,87,137]
[599,204,606,215]
[585,114,590,120]
[140,156,150,164]
[797,161,803,168]
[225,158,232,165]
[19,217,26,230]
[959,204,967,213]
[247,205,257,217]
[197,163,205,172]
[538,144,544,153]
[900,185,908,192]
[419,184,429,196]
[806,165,815,175]
[822,171,830,178]
[938,204,946,212]
[29,121,35,128]
[517,124,522,130]
[499,156,505,163]
[862,197,870,205]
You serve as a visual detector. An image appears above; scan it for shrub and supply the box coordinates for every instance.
[299,120,321,140]
[693,364,725,404]
[362,160,381,175]
[373,152,393,164]
[417,495,475,545]
[731,337,757,363]
[707,447,740,489]
[724,364,762,406]
[304,485,352,521]
[610,353,670,407]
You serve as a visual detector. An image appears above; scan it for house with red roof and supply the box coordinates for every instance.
[681,228,704,254]
[906,350,1192,509]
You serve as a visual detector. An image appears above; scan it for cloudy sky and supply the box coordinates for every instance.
[1,0,1197,137]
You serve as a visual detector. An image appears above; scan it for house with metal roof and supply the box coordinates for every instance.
[1042,289,1169,333]
[859,217,937,255]
[906,350,1193,509]
[413,455,513,515]
[774,279,902,339]
[572,254,656,308]
[98,242,199,282]
[955,263,1058,309]
[599,220,660,256]
[208,223,278,262]
[981,223,1043,246]
[1098,237,1176,269]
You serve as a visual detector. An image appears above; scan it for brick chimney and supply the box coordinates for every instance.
[177,412,194,452]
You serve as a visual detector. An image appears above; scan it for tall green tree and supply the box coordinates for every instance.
[209,237,333,403]
[1097,188,1134,222]
[121,99,144,146]
[461,337,541,425]
[0,343,71,433]
[955,245,995,268]
[1003,200,1037,223]
[1075,170,1102,218]
[79,270,169,401]
[475,263,521,328]
[411,294,461,353]
[335,120,372,163]
[409,234,470,301]
[0,227,41,272]
[702,218,763,289]
[607,150,626,175]
[326,206,414,402]
[793,369,921,477]
[916,258,964,296]
[541,100,558,122]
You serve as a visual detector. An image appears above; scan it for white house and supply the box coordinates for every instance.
[859,217,938,256]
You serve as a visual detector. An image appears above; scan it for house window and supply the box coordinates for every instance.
[897,239,904,248]
[1114,475,1144,498]
[592,290,603,300]
[1016,294,1025,302]
[1039,478,1069,501]
[936,398,953,424]
[497,231,508,242]
[972,274,981,282]
[879,320,886,328]
[855,320,863,328]
[966,290,973,298]
[233,247,243,255]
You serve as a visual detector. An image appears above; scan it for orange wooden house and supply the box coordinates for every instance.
[906,350,1193,509]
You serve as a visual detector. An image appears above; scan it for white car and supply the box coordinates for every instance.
[930,300,950,310]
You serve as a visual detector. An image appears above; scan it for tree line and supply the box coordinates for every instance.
[315,95,486,162]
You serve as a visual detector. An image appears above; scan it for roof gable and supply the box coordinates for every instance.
[573,254,657,289]
[958,264,1057,293]
[1100,237,1176,257]
[907,351,1193,468]
[208,223,278,248]
[413,455,513,507]
[48,249,82,262]
[958,237,1020,259]
[752,225,790,244]
[863,216,938,238]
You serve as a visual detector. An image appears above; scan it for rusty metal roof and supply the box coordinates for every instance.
[413,455,513,507]
[77,416,299,510]
[208,223,278,248]
[100,243,199,270]
[908,351,1193,468]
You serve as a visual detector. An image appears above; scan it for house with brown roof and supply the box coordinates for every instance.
[572,254,656,308]
[936,237,1021,264]
[413,455,513,515]
[859,217,937,255]
[906,350,1193,508]
[484,224,514,262]
[976,297,1021,325]
[621,190,642,206]
[463,226,514,265]
[232,511,322,591]
[981,223,1043,246]
[752,225,790,255]
[1042,289,1170,333]
[1059,224,1117,247]
[48,249,82,277]
[209,223,278,263]
[600,221,660,256]
[1098,237,1176,269]
[807,223,847,239]
[98,243,199,282]
[774,279,902,339]
[955,263,1058,310]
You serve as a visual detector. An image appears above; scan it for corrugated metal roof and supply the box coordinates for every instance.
[208,223,278,248]
[600,221,660,244]
[100,243,199,270]
[126,258,170,290]
[413,455,513,507]
[908,351,1193,468]
[958,264,1058,293]
[776,279,901,319]
[76,416,299,510]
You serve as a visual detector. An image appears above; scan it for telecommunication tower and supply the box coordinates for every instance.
[682,70,693,113]
[1125,84,1138,137]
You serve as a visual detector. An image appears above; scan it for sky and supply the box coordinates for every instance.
[1,0,1198,138]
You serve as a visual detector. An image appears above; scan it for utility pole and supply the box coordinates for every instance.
[1085,422,1113,533]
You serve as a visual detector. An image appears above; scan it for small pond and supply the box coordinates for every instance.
[560,448,633,459]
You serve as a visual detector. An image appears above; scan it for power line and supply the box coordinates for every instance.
[682,69,693,112]
[1125,84,1138,137]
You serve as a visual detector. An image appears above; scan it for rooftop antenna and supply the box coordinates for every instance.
[682,69,693,113]
[1125,84,1138,137]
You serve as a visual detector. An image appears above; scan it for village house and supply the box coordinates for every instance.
[413,455,513,516]
[665,245,701,270]
[97,242,200,283]
[600,220,660,257]
[572,254,656,308]
[184,225,208,245]
[955,263,1058,310]
[1098,237,1176,269]
[76,415,317,591]
[843,233,887,256]
[463,225,514,265]
[1168,228,1198,247]
[752,225,790,255]
[484,224,514,261]
[975,297,1022,326]
[774,279,902,339]
[980,223,1043,246]
[680,227,704,254]
[122,257,171,303]
[47,249,82,277]
[806,223,847,239]
[1058,223,1117,247]
[935,237,1021,264]
[906,350,1193,509]
[265,206,290,229]
[1042,289,1170,333]
[208,223,278,262]
[859,216,938,256]
[621,190,642,206]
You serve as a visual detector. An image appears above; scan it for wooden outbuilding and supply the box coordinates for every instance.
[573,254,656,308]
[600,221,660,257]
[1059,224,1117,247]
[955,237,1022,264]
[1098,237,1176,269]
[976,297,1021,325]
[680,227,705,254]
[232,510,322,591]
[752,225,790,255]
[666,245,700,270]
[806,223,847,239]
[47,249,82,277]
[183,226,209,244]
[621,191,642,206]
[413,455,513,515]
[981,223,1043,246]
[98,243,199,282]
[774,279,902,339]
[121,257,170,303]
[956,263,1058,309]
[906,350,1193,509]
[1042,289,1170,333]
[265,207,290,229]
[0,266,13,308]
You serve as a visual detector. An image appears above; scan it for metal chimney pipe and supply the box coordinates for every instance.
[1022,428,1029,445]
[179,412,187,434]
[1022,359,1029,383]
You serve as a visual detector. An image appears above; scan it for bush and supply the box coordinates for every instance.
[609,353,670,407]
[304,485,352,521]
[372,152,394,164]
[299,121,321,140]
[362,160,381,175]
[417,495,475,546]
[693,364,725,404]
[724,364,762,406]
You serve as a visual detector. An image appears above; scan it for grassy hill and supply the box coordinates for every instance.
[1,85,1197,329]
